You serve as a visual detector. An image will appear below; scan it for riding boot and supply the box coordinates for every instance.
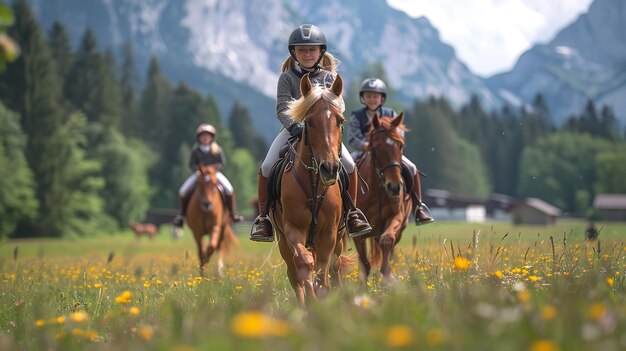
[412,172,434,225]
[345,170,373,238]
[172,192,192,228]
[250,173,274,242]
[226,193,244,223]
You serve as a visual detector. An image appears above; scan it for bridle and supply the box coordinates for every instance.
[369,128,404,187]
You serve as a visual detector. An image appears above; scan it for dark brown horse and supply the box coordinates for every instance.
[354,114,411,281]
[128,222,158,239]
[273,74,355,307]
[186,164,239,271]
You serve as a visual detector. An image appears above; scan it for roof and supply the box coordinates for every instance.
[518,197,561,216]
[594,194,626,209]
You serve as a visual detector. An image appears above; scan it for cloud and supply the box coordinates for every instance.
[387,0,593,76]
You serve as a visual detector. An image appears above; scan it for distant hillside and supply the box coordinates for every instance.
[28,0,499,140]
[486,0,626,125]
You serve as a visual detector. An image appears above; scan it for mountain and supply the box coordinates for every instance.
[27,0,498,140]
[486,0,626,125]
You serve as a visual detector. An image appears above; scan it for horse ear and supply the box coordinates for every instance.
[301,74,313,97]
[330,74,343,97]
[391,112,404,128]
[372,113,381,129]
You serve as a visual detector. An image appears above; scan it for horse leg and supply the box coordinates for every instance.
[293,243,316,305]
[204,224,221,265]
[379,232,396,281]
[278,235,307,308]
[353,236,371,281]
[331,236,344,288]
[194,233,208,270]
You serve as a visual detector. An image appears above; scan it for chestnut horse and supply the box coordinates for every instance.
[273,74,355,307]
[186,164,239,271]
[354,114,411,281]
[129,222,158,239]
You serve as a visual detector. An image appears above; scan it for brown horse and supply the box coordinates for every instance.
[128,222,158,239]
[354,114,411,281]
[273,74,355,307]
[186,164,239,271]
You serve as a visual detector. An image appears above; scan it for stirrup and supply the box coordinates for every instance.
[172,214,185,227]
[415,203,434,226]
[347,209,373,238]
[249,216,274,242]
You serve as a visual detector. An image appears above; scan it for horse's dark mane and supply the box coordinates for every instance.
[368,117,406,145]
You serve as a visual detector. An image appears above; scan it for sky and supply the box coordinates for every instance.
[387,0,594,77]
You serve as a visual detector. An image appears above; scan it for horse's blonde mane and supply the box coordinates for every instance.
[287,84,345,123]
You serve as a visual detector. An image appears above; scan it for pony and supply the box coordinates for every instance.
[186,164,239,271]
[272,74,355,307]
[128,222,158,239]
[353,114,411,281]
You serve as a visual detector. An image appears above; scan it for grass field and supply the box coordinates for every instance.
[1,220,625,350]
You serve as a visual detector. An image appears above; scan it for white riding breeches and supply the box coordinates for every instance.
[178,171,233,197]
[261,128,355,176]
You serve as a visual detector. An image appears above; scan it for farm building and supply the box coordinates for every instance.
[593,194,626,221]
[485,193,518,220]
[511,198,561,225]
[424,189,486,223]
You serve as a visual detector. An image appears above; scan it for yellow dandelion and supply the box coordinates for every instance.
[34,320,46,327]
[94,283,102,289]
[517,290,531,303]
[386,324,414,348]
[85,330,99,342]
[138,326,155,341]
[55,316,65,325]
[528,276,541,282]
[453,256,471,271]
[607,277,614,287]
[530,339,559,351]
[70,311,89,323]
[235,285,243,292]
[426,328,444,346]
[493,270,503,279]
[587,303,605,321]
[129,306,140,316]
[231,311,290,338]
[541,305,557,321]
[115,290,133,304]
[71,328,85,337]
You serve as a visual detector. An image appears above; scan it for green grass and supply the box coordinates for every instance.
[1,220,625,350]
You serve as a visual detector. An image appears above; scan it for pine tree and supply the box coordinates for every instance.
[119,41,139,136]
[228,100,267,161]
[48,21,73,82]
[138,56,172,146]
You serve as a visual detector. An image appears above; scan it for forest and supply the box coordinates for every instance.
[1,0,625,238]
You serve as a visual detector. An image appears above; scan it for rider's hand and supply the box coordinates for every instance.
[288,123,303,137]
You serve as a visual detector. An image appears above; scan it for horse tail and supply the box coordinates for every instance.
[368,237,383,269]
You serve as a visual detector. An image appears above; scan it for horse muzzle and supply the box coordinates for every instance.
[319,161,339,186]
[385,180,402,197]
[200,201,213,212]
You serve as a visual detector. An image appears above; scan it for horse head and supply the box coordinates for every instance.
[369,113,406,197]
[197,164,219,212]
[291,74,346,186]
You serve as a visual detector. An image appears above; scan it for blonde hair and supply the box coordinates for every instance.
[280,51,338,73]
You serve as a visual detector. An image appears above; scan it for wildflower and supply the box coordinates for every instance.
[541,305,557,320]
[115,291,133,304]
[587,303,605,321]
[235,285,243,292]
[138,326,155,341]
[528,276,541,282]
[517,290,531,303]
[493,270,503,279]
[386,324,414,348]
[34,320,46,327]
[426,328,445,346]
[54,316,65,325]
[530,339,559,351]
[453,256,470,271]
[94,283,102,289]
[129,306,140,316]
[354,294,373,309]
[70,311,89,323]
[607,277,614,287]
[231,311,290,338]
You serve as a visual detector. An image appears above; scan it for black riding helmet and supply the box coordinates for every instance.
[288,24,327,69]
[359,78,388,107]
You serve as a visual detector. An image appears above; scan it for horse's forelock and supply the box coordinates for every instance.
[287,84,345,123]
[371,118,405,144]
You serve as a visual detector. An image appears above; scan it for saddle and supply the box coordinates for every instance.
[267,139,349,211]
